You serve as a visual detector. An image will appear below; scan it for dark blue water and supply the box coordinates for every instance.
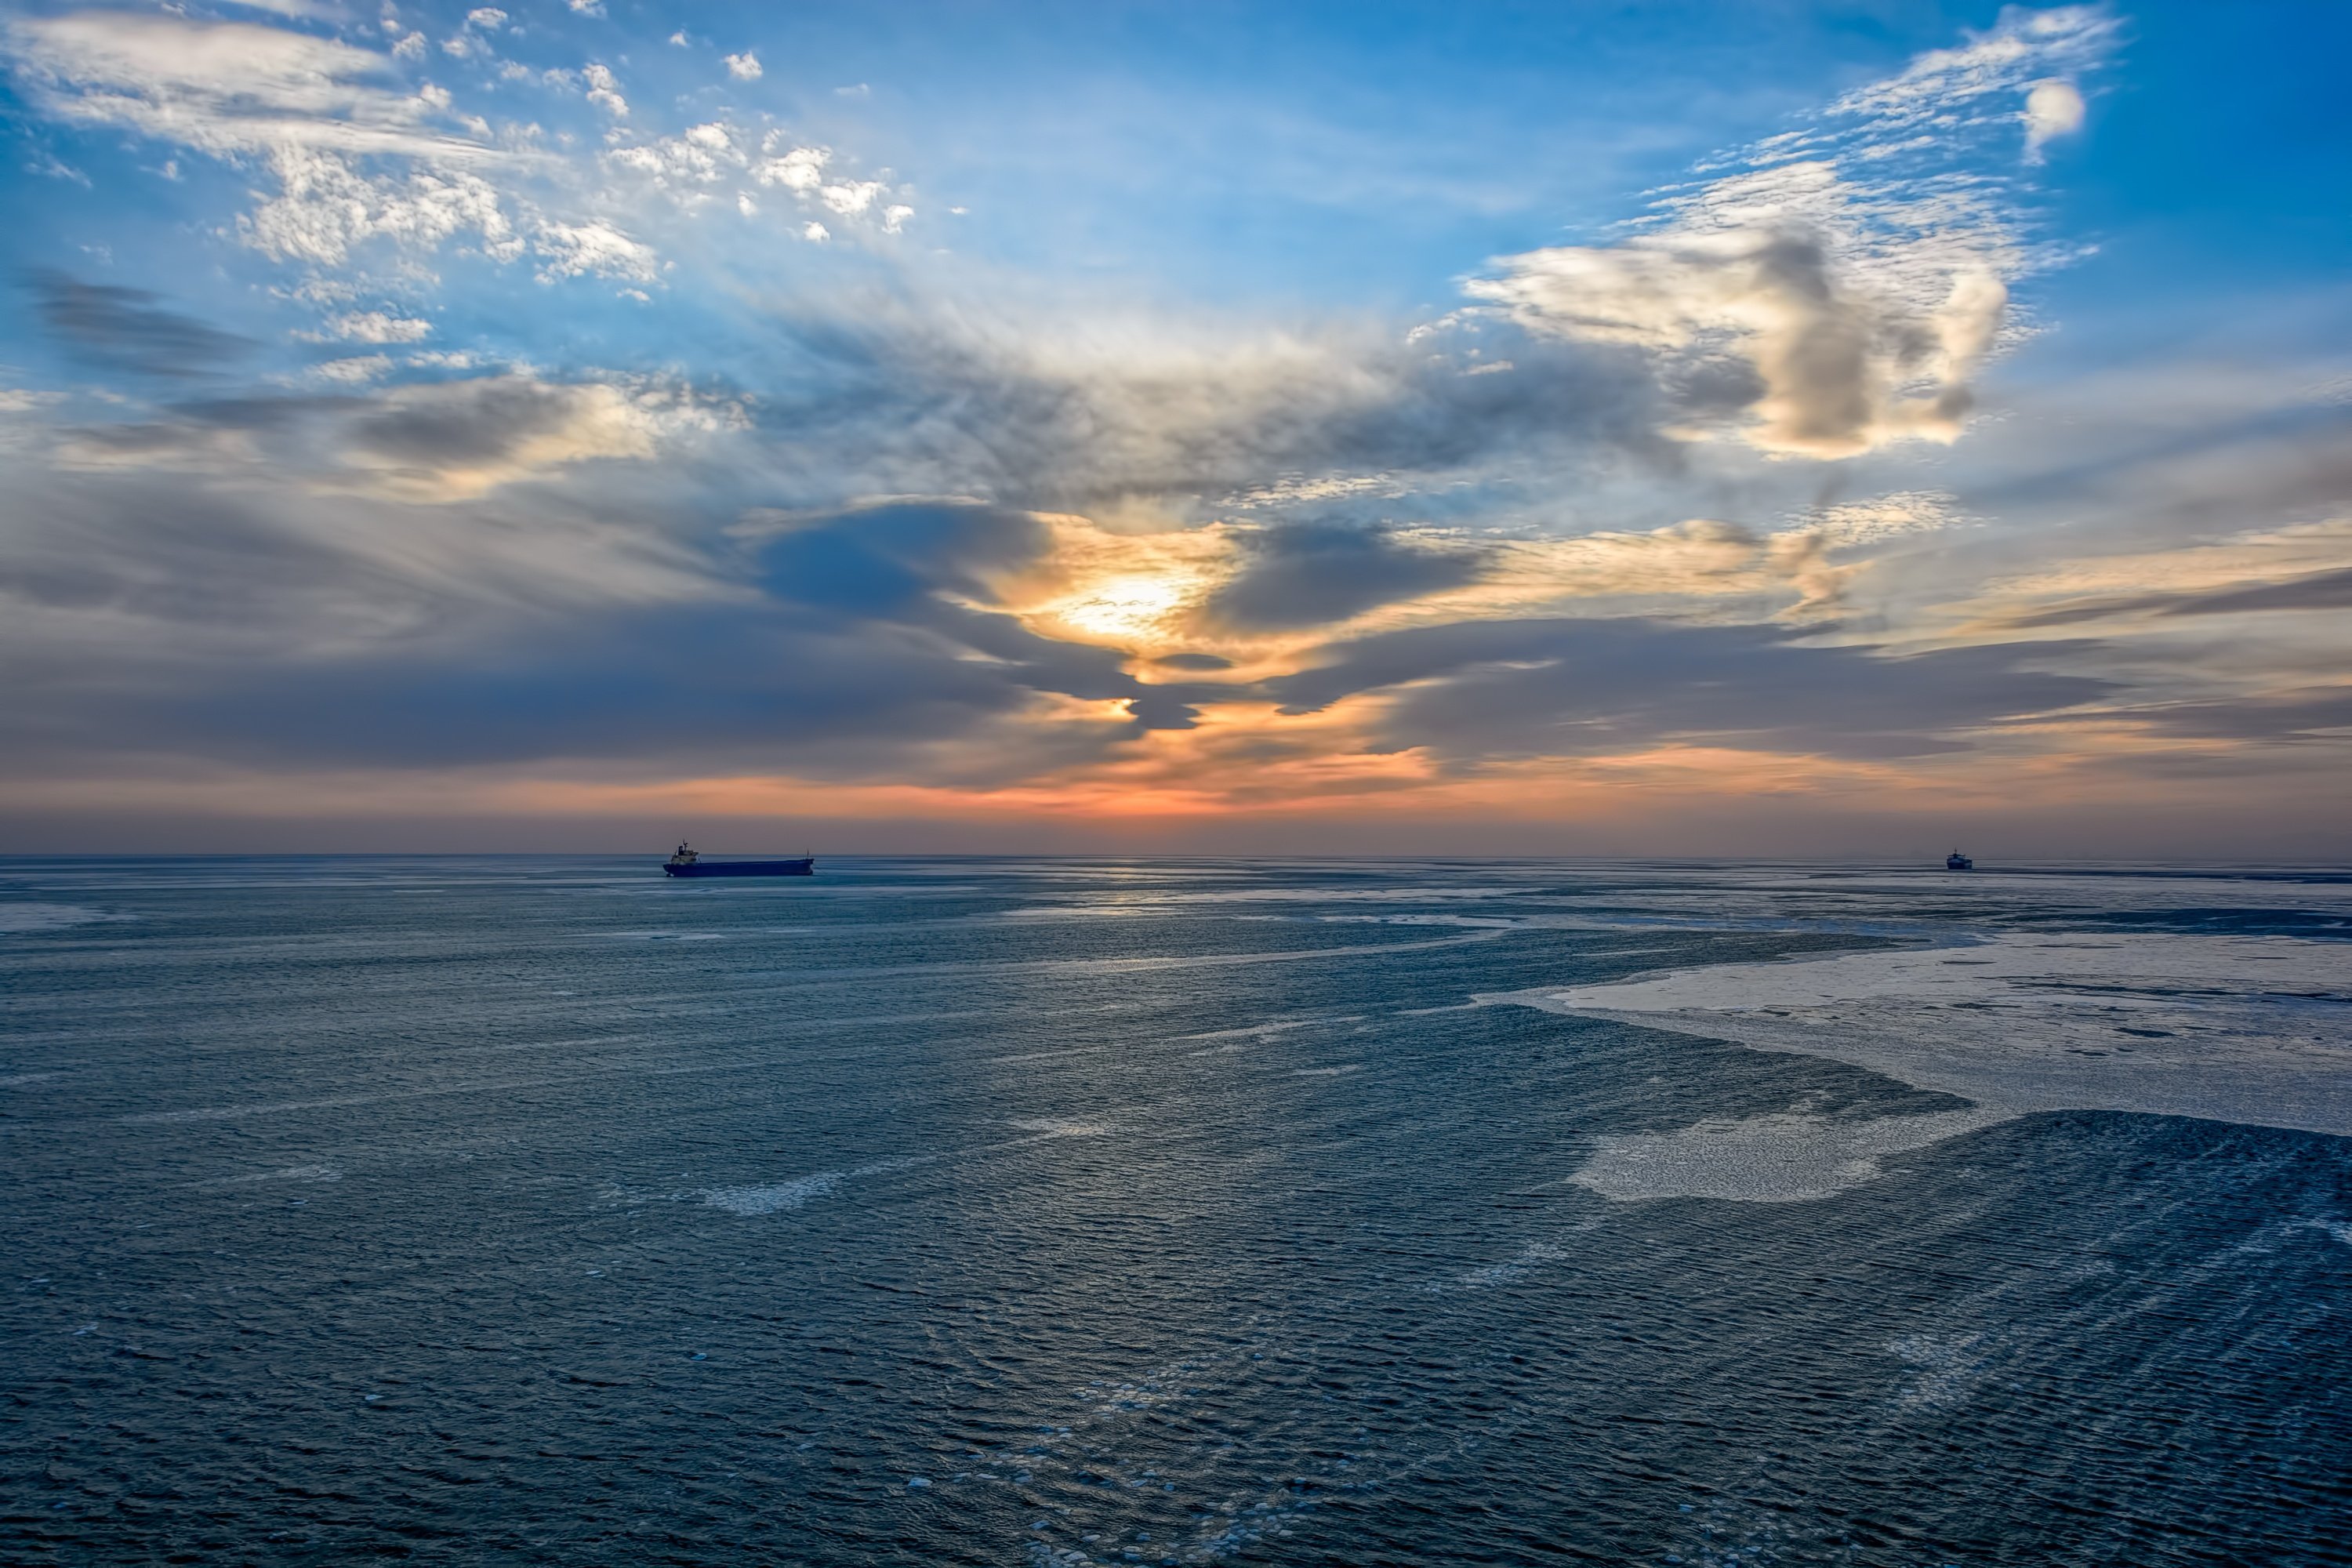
[3,857,2347,1565]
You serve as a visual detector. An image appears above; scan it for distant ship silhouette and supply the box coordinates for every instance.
[663,842,815,877]
[1945,849,1973,871]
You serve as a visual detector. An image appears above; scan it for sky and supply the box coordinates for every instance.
[0,0,2347,858]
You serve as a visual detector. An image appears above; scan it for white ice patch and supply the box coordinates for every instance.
[1005,1118,1112,1139]
[1181,1014,1356,1043]
[1118,885,1515,905]
[0,903,113,934]
[1443,1240,1579,1290]
[702,1173,842,1214]
[1570,1107,2007,1202]
[1495,933,2352,1137]
[198,1163,347,1187]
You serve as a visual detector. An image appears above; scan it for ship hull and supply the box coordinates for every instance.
[664,858,815,877]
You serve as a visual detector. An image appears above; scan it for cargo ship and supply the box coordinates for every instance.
[663,842,815,878]
[1945,849,1973,871]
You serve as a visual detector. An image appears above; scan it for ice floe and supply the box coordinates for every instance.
[1493,932,2352,1138]
[1570,1108,2009,1202]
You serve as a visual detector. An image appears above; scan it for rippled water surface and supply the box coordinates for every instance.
[4,856,2348,1565]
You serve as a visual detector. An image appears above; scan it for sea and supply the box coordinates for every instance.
[2,855,2347,1566]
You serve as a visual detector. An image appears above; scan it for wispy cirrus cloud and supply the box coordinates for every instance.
[4,11,481,159]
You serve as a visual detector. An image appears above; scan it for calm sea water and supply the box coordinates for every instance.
[3,856,2347,1566]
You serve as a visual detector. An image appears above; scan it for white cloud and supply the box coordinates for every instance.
[2023,78,2086,160]
[533,218,658,282]
[801,220,829,242]
[756,142,827,191]
[570,0,607,15]
[724,51,762,81]
[6,12,488,162]
[243,147,517,267]
[819,179,883,216]
[583,62,628,118]
[1794,490,1974,547]
[314,354,394,383]
[466,8,508,28]
[307,310,434,343]
[608,122,742,187]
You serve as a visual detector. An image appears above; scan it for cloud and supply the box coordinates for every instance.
[1472,216,2005,457]
[1198,522,1490,631]
[243,147,518,267]
[20,368,723,503]
[2023,79,2086,160]
[333,374,688,499]
[741,303,1668,519]
[756,142,828,191]
[15,5,2323,840]
[582,62,628,118]
[314,354,393,383]
[1824,7,2118,134]
[308,311,434,344]
[2003,567,2352,629]
[604,124,909,236]
[724,51,762,82]
[532,220,659,283]
[819,180,884,216]
[1265,615,2106,762]
[4,12,485,161]
[0,484,1208,783]
[609,121,743,188]
[2119,688,2352,745]
[29,272,256,377]
[1463,9,2117,459]
[1797,490,1972,547]
[1973,519,2352,632]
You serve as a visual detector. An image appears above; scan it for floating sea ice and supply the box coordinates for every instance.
[702,1172,843,1214]
[1498,931,2352,1137]
[1571,1107,2009,1203]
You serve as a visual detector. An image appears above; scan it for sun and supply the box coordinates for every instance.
[1044,573,1192,643]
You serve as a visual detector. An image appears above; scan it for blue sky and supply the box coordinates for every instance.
[1,2,2347,854]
